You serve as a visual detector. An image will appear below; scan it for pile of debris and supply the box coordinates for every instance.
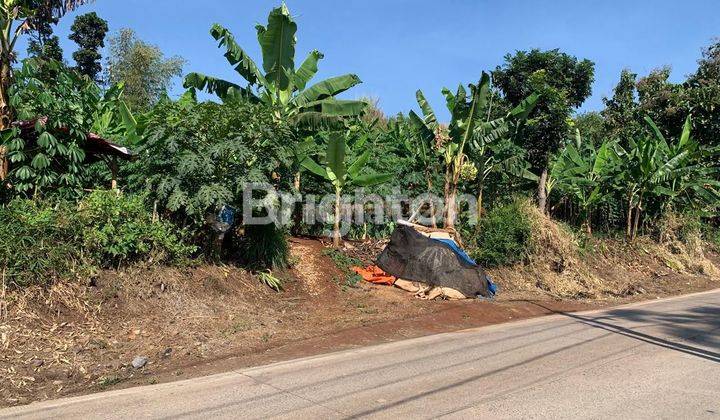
[352,221,497,300]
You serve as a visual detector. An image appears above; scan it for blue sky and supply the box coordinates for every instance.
[17,0,720,121]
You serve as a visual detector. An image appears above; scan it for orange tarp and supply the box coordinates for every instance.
[352,265,396,285]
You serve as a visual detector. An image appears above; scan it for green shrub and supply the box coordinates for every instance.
[78,191,196,266]
[470,199,533,267]
[236,223,290,270]
[0,199,88,287]
[127,99,294,234]
[0,192,195,288]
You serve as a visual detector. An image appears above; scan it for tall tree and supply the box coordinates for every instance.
[0,0,90,130]
[26,1,63,62]
[69,11,108,81]
[493,49,595,213]
[602,69,640,142]
[105,28,185,111]
[685,39,720,148]
[636,66,685,139]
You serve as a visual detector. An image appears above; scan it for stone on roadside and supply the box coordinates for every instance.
[132,356,148,369]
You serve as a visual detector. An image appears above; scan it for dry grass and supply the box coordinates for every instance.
[0,264,284,406]
[491,201,611,299]
[490,202,719,299]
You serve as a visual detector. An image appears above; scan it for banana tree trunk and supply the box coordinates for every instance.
[625,192,634,240]
[583,209,592,236]
[0,145,6,181]
[333,187,341,248]
[537,166,548,214]
[0,52,13,182]
[631,206,640,241]
[443,165,452,228]
[445,186,458,230]
[427,177,437,228]
[476,179,484,224]
[630,194,643,241]
[0,52,12,131]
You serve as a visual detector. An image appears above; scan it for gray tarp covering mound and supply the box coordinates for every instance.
[376,224,492,298]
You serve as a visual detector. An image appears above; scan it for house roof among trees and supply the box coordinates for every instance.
[12,118,134,161]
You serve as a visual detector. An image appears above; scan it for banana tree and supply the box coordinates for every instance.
[300,132,392,247]
[184,4,366,128]
[466,91,538,221]
[409,72,538,230]
[404,94,443,226]
[551,130,617,235]
[617,115,718,240]
[408,75,486,230]
[644,116,720,214]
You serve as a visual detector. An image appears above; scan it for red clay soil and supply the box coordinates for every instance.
[1,237,718,407]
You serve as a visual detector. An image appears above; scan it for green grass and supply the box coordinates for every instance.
[323,249,363,288]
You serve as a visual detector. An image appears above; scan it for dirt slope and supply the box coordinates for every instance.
[1,236,718,408]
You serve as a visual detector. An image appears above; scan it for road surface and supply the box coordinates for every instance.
[3,290,720,419]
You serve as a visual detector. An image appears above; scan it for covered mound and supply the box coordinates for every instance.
[377,224,495,298]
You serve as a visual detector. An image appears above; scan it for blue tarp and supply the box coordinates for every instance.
[432,238,477,265]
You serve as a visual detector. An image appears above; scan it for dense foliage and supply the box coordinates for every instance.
[1,3,719,288]
[469,199,533,267]
[1,59,135,199]
[0,0,91,130]
[127,95,294,233]
[0,191,194,288]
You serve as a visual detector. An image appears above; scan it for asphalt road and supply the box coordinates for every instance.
[3,290,720,419]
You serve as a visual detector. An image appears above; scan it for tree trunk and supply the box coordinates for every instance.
[0,53,13,180]
[0,53,12,131]
[537,166,548,214]
[476,180,484,224]
[631,206,640,241]
[0,146,7,181]
[631,195,642,241]
[445,186,458,230]
[625,193,633,240]
[290,171,303,236]
[333,187,341,248]
[443,165,452,228]
[584,210,592,236]
[427,177,437,228]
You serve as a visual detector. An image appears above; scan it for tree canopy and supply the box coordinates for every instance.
[70,12,109,82]
[105,28,185,111]
[493,49,595,211]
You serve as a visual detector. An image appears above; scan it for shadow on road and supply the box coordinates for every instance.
[529,300,720,363]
